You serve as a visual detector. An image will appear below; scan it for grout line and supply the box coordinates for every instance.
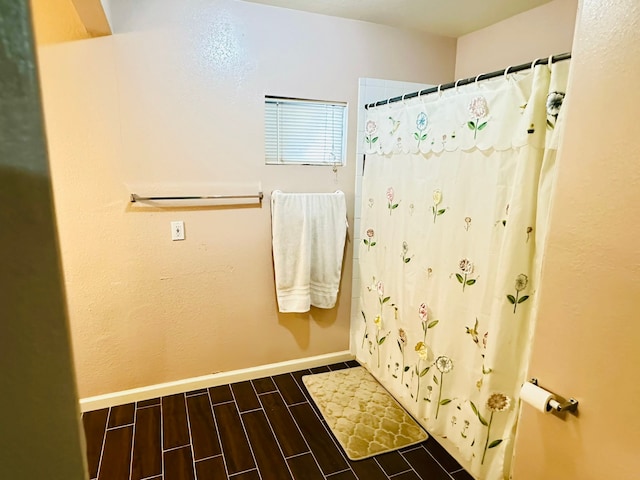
[210,399,235,407]
[194,453,224,463]
[185,390,208,397]
[158,398,164,478]
[237,406,263,414]
[94,408,109,479]
[229,468,259,478]
[398,444,435,479]
[182,393,198,480]
[398,444,424,454]
[128,404,138,479]
[283,391,342,478]
[106,422,135,431]
[423,443,454,475]
[230,386,263,480]
[387,468,414,477]
[251,377,277,395]
[250,384,298,480]
[283,450,310,461]
[375,452,424,480]
[163,443,191,453]
[159,397,165,477]
[257,390,277,396]
[325,467,353,477]
[372,456,387,477]
[136,402,160,410]
[273,388,312,453]
[207,389,231,479]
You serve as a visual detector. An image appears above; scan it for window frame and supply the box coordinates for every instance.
[264,95,348,166]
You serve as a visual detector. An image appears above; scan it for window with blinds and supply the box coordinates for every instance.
[264,96,347,165]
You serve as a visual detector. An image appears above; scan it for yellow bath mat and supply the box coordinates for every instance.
[302,366,428,461]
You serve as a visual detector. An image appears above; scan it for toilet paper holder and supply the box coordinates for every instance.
[530,378,579,412]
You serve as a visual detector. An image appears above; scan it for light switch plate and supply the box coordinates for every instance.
[171,221,185,241]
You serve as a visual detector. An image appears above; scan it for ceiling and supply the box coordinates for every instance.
[241,0,552,38]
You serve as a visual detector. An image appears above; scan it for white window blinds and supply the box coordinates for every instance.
[264,96,347,165]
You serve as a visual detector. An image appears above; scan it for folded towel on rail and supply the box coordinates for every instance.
[271,190,348,313]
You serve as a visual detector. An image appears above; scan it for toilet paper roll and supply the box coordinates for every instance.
[520,382,557,412]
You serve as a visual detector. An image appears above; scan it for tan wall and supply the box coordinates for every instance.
[30,0,90,45]
[512,0,640,478]
[36,0,456,398]
[455,0,578,79]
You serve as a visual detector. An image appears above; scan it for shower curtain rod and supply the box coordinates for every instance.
[364,52,571,110]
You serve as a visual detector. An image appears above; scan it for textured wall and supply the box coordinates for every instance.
[455,0,578,79]
[512,0,640,478]
[36,0,456,398]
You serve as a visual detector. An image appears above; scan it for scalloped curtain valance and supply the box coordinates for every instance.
[364,61,569,155]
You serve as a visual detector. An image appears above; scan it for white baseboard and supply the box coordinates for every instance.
[79,350,354,412]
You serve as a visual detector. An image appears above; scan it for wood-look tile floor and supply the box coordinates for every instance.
[82,361,474,480]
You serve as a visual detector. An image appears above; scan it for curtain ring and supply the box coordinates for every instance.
[531,58,541,71]
[401,93,407,104]
[454,79,461,92]
[437,84,442,97]
[475,74,482,84]
[504,65,513,80]
[547,55,554,71]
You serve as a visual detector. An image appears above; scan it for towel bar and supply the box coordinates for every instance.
[130,192,264,203]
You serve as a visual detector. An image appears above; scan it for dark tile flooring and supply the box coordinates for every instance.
[82,361,474,480]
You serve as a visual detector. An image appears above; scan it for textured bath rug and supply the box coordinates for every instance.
[302,366,428,461]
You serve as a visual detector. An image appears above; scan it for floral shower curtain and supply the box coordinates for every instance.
[356,61,569,479]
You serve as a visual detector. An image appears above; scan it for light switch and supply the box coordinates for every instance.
[171,221,185,241]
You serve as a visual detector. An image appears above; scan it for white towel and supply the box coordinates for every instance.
[271,190,348,313]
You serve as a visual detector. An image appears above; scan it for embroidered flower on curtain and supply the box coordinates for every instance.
[373,281,391,367]
[397,328,409,383]
[467,96,489,139]
[465,318,480,346]
[419,302,438,344]
[414,341,430,402]
[365,120,378,147]
[401,241,412,263]
[360,311,368,349]
[414,112,428,148]
[455,258,477,292]
[388,116,401,135]
[434,355,454,418]
[466,318,493,391]
[507,274,530,313]
[386,187,399,214]
[472,393,512,465]
[546,91,565,129]
[363,228,376,251]
[431,189,447,223]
